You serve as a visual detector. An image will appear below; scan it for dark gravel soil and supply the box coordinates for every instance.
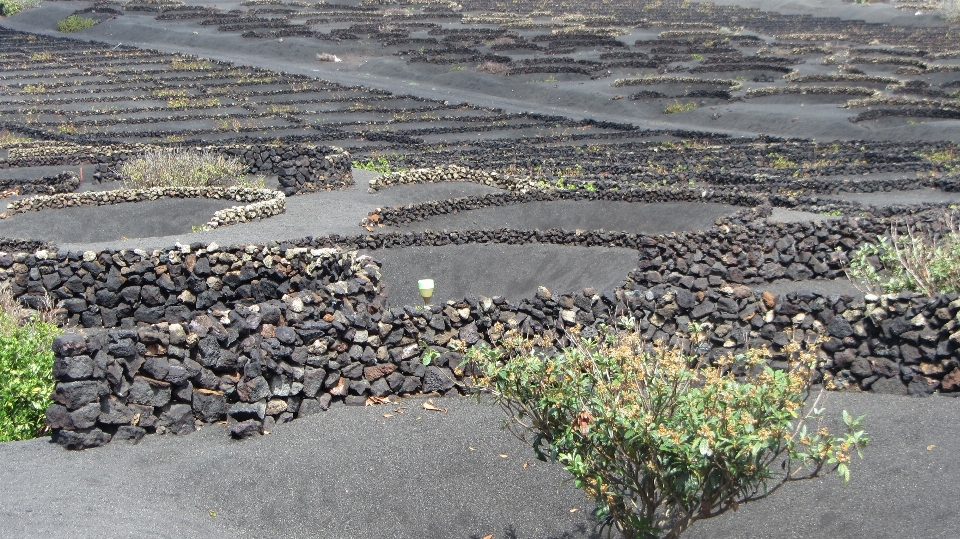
[0,198,239,244]
[369,243,639,307]
[388,200,738,236]
[1,392,957,539]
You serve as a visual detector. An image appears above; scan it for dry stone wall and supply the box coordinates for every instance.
[4,187,286,230]
[20,208,959,449]
[0,142,352,197]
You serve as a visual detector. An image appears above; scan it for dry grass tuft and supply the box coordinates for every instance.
[474,61,510,75]
[117,148,264,189]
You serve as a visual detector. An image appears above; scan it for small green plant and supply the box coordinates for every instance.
[421,341,440,366]
[30,51,51,61]
[663,100,697,114]
[767,152,797,169]
[820,209,844,217]
[0,0,41,16]
[449,66,466,72]
[846,215,960,295]
[470,325,867,539]
[118,148,264,189]
[171,58,212,70]
[0,130,31,145]
[690,53,704,61]
[57,15,98,33]
[0,284,61,442]
[352,153,404,174]
[22,84,45,94]
[530,75,559,83]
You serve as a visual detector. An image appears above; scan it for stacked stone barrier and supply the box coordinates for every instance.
[3,186,286,230]
[42,246,960,450]
[0,172,80,196]
[0,142,352,197]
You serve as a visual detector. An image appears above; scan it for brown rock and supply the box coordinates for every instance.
[920,362,945,376]
[266,399,288,416]
[329,377,349,396]
[942,367,960,392]
[363,364,397,381]
[762,291,776,309]
[732,285,753,299]
[260,324,276,339]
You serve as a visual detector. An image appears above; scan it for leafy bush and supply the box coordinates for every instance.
[0,285,61,442]
[469,325,867,539]
[663,100,698,114]
[0,0,41,16]
[846,216,960,295]
[352,153,404,174]
[117,148,264,189]
[57,15,97,33]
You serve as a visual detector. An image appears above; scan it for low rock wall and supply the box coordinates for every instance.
[0,172,79,196]
[45,252,960,449]
[0,142,352,196]
[4,187,285,230]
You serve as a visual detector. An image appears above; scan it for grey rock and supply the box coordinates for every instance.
[826,316,854,339]
[128,376,172,408]
[55,427,112,450]
[158,404,195,435]
[230,419,263,440]
[192,389,227,423]
[52,355,94,381]
[870,376,908,395]
[52,380,107,410]
[112,426,146,444]
[423,366,455,393]
[229,400,267,421]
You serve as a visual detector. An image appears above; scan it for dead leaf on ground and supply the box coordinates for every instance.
[366,395,393,406]
[499,454,509,458]
[422,399,448,413]
[482,534,494,539]
[469,446,477,451]
[570,508,579,513]
[927,444,936,451]
[523,462,529,469]
[383,414,394,418]
[393,407,407,414]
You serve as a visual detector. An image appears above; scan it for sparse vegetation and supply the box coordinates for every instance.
[475,61,510,75]
[171,58,212,70]
[663,100,698,114]
[0,283,61,442]
[352,153,405,174]
[30,51,51,61]
[57,15,98,33]
[847,214,960,295]
[0,130,31,145]
[0,0,41,16]
[117,148,264,189]
[469,324,867,539]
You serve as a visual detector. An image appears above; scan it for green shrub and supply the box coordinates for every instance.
[118,148,264,189]
[0,287,61,442]
[469,325,867,539]
[663,100,697,114]
[57,15,98,33]
[0,0,41,16]
[352,153,405,174]
[847,216,960,296]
